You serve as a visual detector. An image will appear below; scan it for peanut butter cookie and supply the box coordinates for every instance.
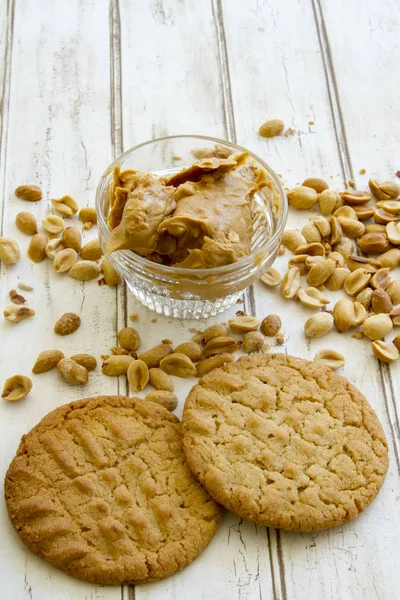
[5,396,223,584]
[182,354,388,531]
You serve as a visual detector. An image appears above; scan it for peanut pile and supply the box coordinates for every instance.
[264,177,400,363]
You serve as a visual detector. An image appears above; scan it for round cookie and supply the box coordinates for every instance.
[182,354,389,531]
[5,396,223,584]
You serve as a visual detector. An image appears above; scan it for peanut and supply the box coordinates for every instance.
[118,327,140,352]
[145,390,178,412]
[54,312,81,336]
[102,355,134,376]
[15,184,42,201]
[52,195,78,217]
[70,354,97,371]
[149,368,174,391]
[287,186,318,209]
[304,312,334,338]
[28,233,47,262]
[2,375,32,401]
[174,342,203,362]
[139,343,173,368]
[15,212,37,235]
[0,237,21,265]
[32,350,64,374]
[160,353,196,377]
[127,360,149,391]
[228,316,260,333]
[314,349,345,370]
[57,358,88,385]
[196,353,235,376]
[362,314,393,341]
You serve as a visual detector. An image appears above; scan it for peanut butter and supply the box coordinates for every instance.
[107,153,266,268]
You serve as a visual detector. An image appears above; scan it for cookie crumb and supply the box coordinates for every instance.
[129,312,138,321]
[308,120,314,125]
[359,168,366,175]
[284,128,295,137]
[275,332,285,345]
[348,179,355,188]
[151,317,157,323]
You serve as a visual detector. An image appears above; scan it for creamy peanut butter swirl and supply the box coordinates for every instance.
[107,152,266,268]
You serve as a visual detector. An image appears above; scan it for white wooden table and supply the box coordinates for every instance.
[1,1,399,598]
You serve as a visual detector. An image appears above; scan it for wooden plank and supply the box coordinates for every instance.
[320,0,400,466]
[0,0,120,598]
[222,0,400,599]
[117,1,278,598]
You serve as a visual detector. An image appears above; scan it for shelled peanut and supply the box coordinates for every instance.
[270,176,400,362]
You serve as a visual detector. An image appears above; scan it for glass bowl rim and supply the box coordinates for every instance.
[96,134,288,277]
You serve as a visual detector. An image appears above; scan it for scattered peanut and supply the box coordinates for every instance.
[343,268,371,296]
[260,314,281,336]
[139,343,173,368]
[314,349,345,370]
[102,355,134,376]
[362,314,393,341]
[287,186,318,209]
[80,238,103,261]
[70,354,97,371]
[201,324,228,344]
[57,358,88,385]
[54,312,81,336]
[228,316,260,333]
[28,233,47,262]
[174,342,203,362]
[203,336,240,357]
[2,375,32,401]
[280,267,301,299]
[298,286,330,308]
[160,353,197,377]
[9,289,26,304]
[62,227,82,252]
[79,206,97,224]
[101,259,122,285]
[42,214,65,234]
[304,312,334,338]
[0,237,21,265]
[302,178,329,193]
[196,353,235,376]
[118,327,140,352]
[32,349,64,374]
[281,230,307,252]
[371,340,399,363]
[15,184,42,202]
[4,305,35,323]
[53,248,78,273]
[45,237,65,259]
[149,368,174,391]
[15,212,37,235]
[259,119,284,138]
[260,267,282,287]
[242,331,264,353]
[69,260,100,281]
[127,360,149,391]
[52,195,78,217]
[145,390,178,412]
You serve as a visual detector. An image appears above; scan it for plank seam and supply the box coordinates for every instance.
[0,0,15,236]
[109,10,132,594]
[312,0,400,475]
[311,0,354,184]
[212,1,284,597]
[211,0,256,317]
[266,528,279,600]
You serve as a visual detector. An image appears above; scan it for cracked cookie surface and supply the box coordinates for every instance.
[182,354,388,531]
[5,396,223,584]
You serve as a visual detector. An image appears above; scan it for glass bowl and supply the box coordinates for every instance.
[96,135,287,319]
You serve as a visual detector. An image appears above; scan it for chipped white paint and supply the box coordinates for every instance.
[0,0,399,599]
